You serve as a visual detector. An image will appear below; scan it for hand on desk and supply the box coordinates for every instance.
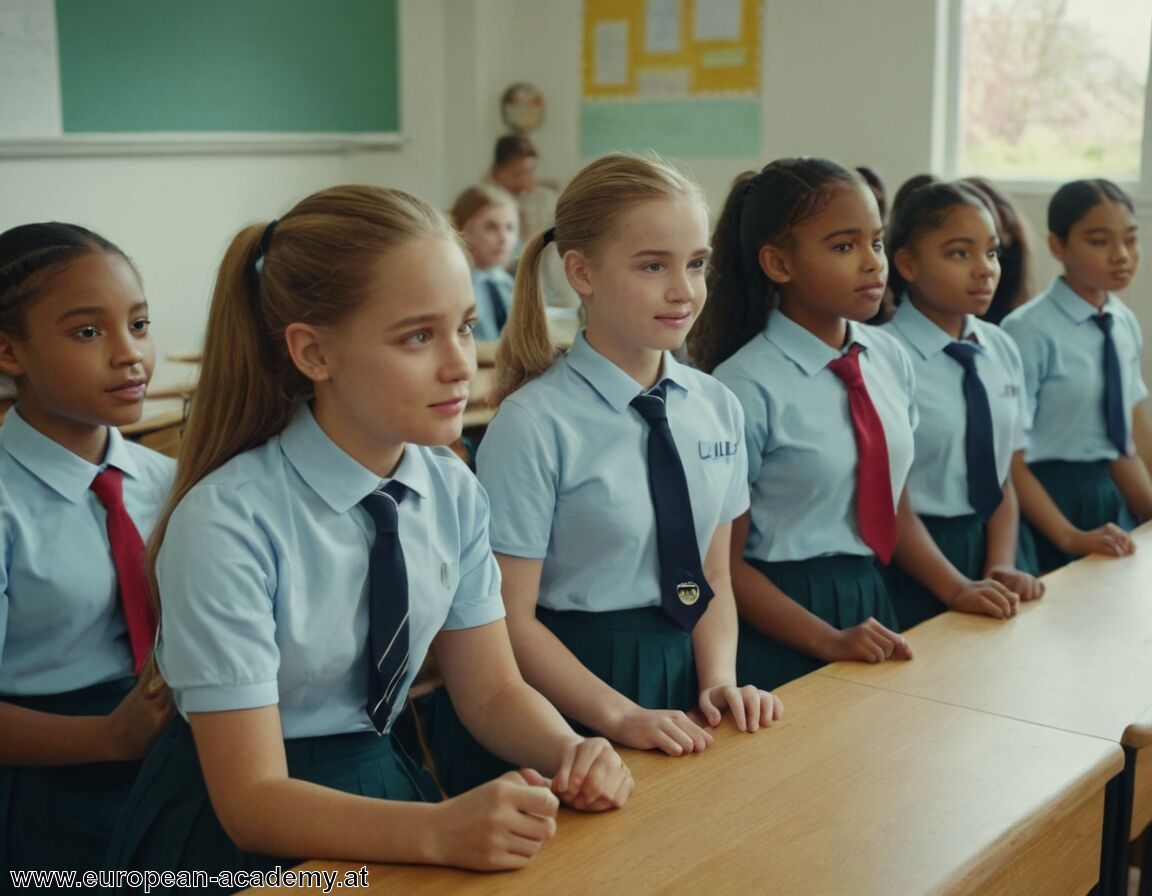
[1061,523,1136,560]
[551,736,634,811]
[825,618,913,665]
[698,684,784,733]
[986,565,1045,602]
[947,578,1020,619]
[607,704,714,756]
[434,769,559,870]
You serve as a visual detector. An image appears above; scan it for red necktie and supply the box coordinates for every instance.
[90,468,157,674]
[827,343,898,564]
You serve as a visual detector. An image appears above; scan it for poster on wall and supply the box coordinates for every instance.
[581,0,762,158]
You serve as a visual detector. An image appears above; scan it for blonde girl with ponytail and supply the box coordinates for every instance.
[109,185,632,882]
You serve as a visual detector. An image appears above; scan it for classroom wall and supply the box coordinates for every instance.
[0,0,1148,391]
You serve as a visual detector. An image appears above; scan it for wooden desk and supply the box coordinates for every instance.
[817,522,1152,894]
[246,675,1121,895]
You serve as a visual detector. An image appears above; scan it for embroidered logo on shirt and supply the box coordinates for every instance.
[1001,384,1019,398]
[698,440,739,459]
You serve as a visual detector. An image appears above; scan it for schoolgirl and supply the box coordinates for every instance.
[427,154,782,796]
[450,184,519,341]
[881,182,1043,628]
[690,159,1017,688]
[1002,179,1150,572]
[109,186,632,883]
[0,223,173,876]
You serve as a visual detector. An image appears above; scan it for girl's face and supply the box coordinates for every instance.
[567,195,710,386]
[302,236,478,478]
[895,203,1001,333]
[0,252,154,453]
[1049,199,1139,304]
[762,182,887,342]
[462,202,518,270]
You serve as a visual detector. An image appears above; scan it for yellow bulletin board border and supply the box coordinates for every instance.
[582,0,761,100]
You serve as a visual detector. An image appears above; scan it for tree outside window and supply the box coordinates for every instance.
[959,0,1152,181]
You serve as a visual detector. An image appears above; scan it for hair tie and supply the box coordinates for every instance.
[254,219,279,274]
[542,225,556,245]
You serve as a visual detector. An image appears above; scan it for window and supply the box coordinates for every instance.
[955,0,1152,182]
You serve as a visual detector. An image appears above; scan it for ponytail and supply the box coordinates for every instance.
[689,172,768,373]
[494,228,560,403]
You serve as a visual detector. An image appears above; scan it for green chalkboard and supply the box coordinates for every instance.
[55,0,399,134]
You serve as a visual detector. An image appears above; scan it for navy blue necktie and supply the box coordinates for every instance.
[1092,312,1128,455]
[486,279,508,333]
[360,481,409,733]
[631,382,713,630]
[943,342,1003,521]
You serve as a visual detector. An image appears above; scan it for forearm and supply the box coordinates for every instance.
[1011,452,1078,548]
[731,558,839,661]
[690,584,738,691]
[983,481,1020,573]
[893,493,967,604]
[0,701,124,765]
[210,774,444,864]
[1110,454,1152,523]
[504,614,637,736]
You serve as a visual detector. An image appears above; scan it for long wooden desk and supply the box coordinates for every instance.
[817,522,1152,894]
[247,674,1121,895]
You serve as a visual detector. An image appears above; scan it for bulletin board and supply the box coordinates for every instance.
[580,0,762,158]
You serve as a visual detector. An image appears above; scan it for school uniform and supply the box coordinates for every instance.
[422,330,748,794]
[108,405,504,882]
[1001,277,1145,571]
[470,266,514,342]
[882,301,1032,628]
[0,408,174,876]
[713,310,917,686]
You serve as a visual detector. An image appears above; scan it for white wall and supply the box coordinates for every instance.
[1,0,1148,391]
[0,0,450,389]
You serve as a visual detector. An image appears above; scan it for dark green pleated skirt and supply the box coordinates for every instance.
[886,514,987,631]
[106,714,439,892]
[737,554,897,690]
[1021,460,1137,574]
[1,677,139,883]
[422,606,695,796]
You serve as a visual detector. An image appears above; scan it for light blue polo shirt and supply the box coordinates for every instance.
[156,405,504,738]
[470,267,515,342]
[476,331,749,613]
[1002,277,1148,462]
[0,408,174,695]
[714,310,918,563]
[885,301,1029,517]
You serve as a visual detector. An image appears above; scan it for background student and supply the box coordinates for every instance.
[881,182,1043,628]
[429,154,782,796]
[691,158,1016,689]
[1003,178,1151,572]
[109,185,632,882]
[0,222,174,876]
[450,184,519,342]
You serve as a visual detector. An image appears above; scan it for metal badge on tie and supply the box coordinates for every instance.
[676,582,700,606]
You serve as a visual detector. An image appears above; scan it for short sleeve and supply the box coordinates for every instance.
[896,340,920,432]
[476,399,559,559]
[441,477,506,630]
[156,483,281,713]
[1001,333,1031,452]
[716,369,772,488]
[1002,317,1046,422]
[718,391,751,522]
[1122,308,1149,406]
